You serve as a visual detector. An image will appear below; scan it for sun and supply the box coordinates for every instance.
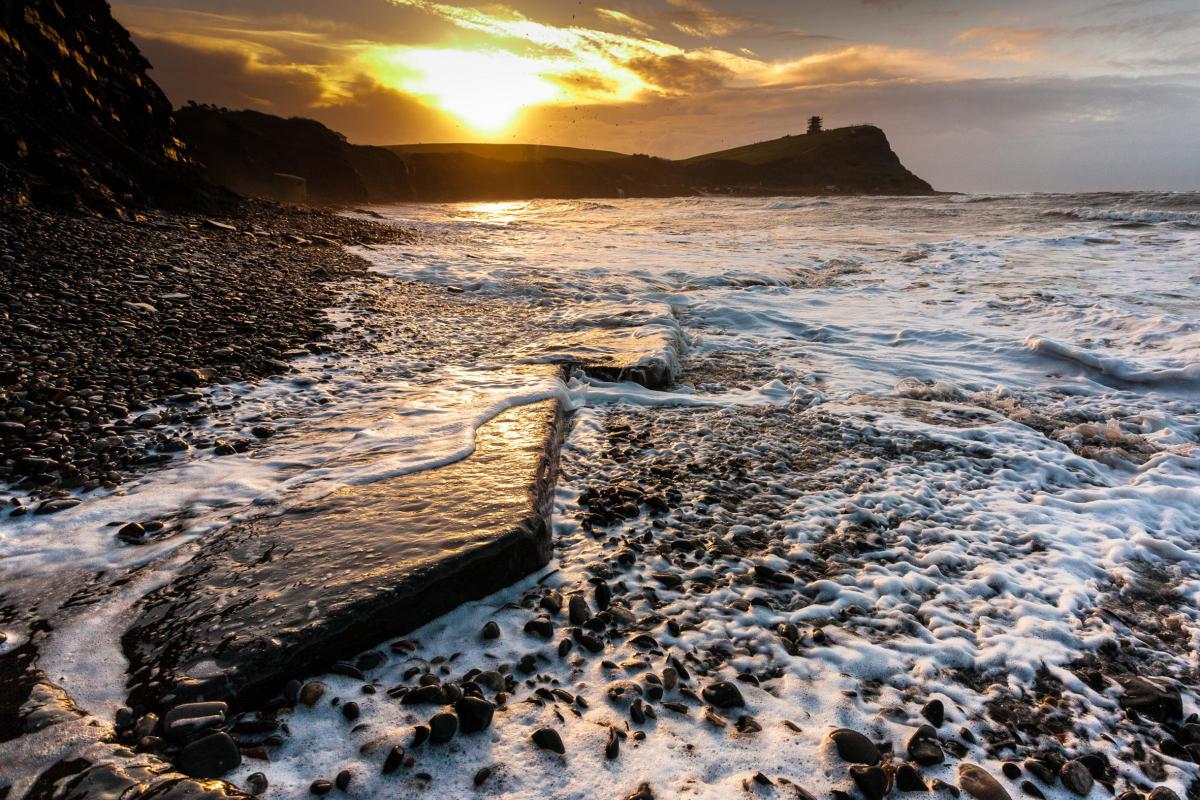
[366,47,566,132]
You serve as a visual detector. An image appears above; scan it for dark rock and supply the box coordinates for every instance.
[702,681,744,709]
[335,770,352,791]
[922,698,945,727]
[1020,781,1045,799]
[247,772,269,795]
[907,725,945,766]
[595,581,612,610]
[1002,764,1021,780]
[310,780,332,795]
[1120,677,1182,722]
[1023,759,1056,785]
[532,727,565,754]
[455,696,494,734]
[851,765,892,800]
[300,682,326,707]
[568,594,591,625]
[163,701,227,740]
[474,767,492,786]
[481,621,501,639]
[35,498,81,515]
[410,725,429,748]
[606,727,620,759]
[525,616,554,638]
[1060,760,1093,796]
[959,764,1011,800]
[830,729,883,765]
[341,701,360,722]
[176,732,241,779]
[1147,789,1180,800]
[429,712,457,744]
[625,783,655,800]
[896,764,927,792]
[932,779,961,798]
[382,745,405,774]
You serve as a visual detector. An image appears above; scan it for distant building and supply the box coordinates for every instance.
[807,116,823,134]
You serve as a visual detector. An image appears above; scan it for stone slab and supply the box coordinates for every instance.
[122,397,567,708]
[536,324,683,390]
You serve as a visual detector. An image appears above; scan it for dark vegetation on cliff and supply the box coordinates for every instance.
[0,0,213,214]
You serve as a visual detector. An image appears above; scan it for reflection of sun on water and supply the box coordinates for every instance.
[365,48,565,132]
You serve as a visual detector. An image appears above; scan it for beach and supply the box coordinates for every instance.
[2,193,1199,800]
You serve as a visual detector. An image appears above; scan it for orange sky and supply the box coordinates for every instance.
[114,1,1200,191]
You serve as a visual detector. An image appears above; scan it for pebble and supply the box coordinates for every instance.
[335,770,352,791]
[532,727,566,754]
[1060,760,1094,796]
[959,764,1012,800]
[701,681,745,709]
[829,728,882,765]
[474,767,492,786]
[300,682,326,707]
[606,727,620,759]
[1021,781,1045,799]
[625,783,655,800]
[429,711,457,744]
[310,780,332,795]
[896,764,927,792]
[851,765,892,800]
[246,772,269,795]
[907,724,945,766]
[922,698,945,727]
[176,732,241,779]
[481,621,501,639]
[455,696,494,733]
[382,745,405,774]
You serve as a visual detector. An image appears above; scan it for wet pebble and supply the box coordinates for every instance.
[532,727,565,754]
[829,728,882,765]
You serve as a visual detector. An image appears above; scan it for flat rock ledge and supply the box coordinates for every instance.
[536,323,685,390]
[122,394,568,710]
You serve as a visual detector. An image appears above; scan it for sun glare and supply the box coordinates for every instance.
[366,47,566,132]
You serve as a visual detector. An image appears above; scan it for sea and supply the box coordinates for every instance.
[3,193,1199,798]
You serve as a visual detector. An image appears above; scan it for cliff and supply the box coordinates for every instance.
[0,0,210,213]
[681,125,933,195]
[174,106,413,206]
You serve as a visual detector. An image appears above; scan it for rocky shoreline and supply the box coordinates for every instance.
[0,201,411,508]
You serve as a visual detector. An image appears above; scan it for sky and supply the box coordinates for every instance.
[113,0,1200,192]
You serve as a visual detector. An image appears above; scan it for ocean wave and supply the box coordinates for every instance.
[1026,336,1200,384]
[1044,206,1200,225]
[764,199,833,210]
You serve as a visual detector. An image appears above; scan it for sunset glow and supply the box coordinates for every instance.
[115,0,1200,190]
[365,48,568,131]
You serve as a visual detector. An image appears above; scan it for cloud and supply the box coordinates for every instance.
[952,27,1051,62]
[664,0,755,38]
[595,8,654,36]
[625,53,733,94]
[764,45,958,87]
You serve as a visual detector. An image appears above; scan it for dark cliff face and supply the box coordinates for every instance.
[0,0,209,213]
[175,106,414,206]
[682,126,934,195]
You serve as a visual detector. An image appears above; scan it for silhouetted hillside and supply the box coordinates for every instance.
[682,126,933,194]
[387,125,933,199]
[0,0,211,213]
[175,106,413,205]
[173,109,933,204]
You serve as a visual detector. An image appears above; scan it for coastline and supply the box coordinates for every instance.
[3,194,1199,800]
